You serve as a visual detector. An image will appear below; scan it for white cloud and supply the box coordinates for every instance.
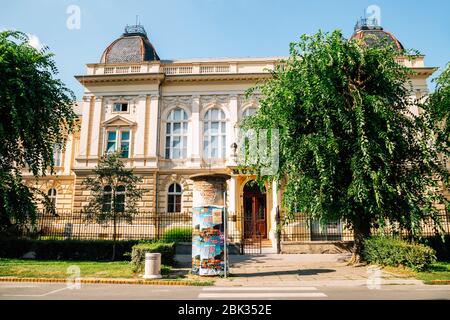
[26,33,44,51]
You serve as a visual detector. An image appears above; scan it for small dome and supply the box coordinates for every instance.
[100,25,159,64]
[350,18,404,51]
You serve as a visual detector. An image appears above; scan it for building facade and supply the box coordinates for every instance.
[23,22,439,250]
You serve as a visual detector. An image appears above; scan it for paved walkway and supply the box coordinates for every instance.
[176,254,422,287]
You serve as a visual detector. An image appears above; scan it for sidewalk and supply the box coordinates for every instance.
[176,254,423,287]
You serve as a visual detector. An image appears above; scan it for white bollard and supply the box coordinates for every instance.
[143,252,162,279]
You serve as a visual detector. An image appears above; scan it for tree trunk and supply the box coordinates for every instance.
[348,219,371,265]
[112,214,117,261]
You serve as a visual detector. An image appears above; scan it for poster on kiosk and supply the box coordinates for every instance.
[191,205,225,276]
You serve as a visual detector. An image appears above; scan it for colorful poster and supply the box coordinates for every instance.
[192,205,225,276]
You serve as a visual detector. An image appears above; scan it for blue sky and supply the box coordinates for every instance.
[1,0,449,99]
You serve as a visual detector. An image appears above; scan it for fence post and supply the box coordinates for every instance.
[275,206,281,254]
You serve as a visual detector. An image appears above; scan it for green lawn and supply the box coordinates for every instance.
[384,261,450,283]
[416,261,450,283]
[0,259,170,279]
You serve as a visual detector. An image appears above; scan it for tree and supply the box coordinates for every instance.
[424,62,450,186]
[82,152,144,260]
[0,31,77,236]
[240,30,449,264]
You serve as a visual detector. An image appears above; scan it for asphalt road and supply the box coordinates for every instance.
[0,282,449,300]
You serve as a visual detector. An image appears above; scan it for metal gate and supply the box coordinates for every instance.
[240,217,262,254]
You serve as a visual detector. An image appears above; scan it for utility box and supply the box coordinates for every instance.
[143,252,162,279]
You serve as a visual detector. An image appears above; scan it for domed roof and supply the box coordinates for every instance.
[350,18,404,51]
[100,25,159,64]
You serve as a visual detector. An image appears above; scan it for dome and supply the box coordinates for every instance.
[100,25,160,64]
[350,18,404,51]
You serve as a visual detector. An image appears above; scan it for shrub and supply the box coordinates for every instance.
[162,226,192,243]
[131,242,176,272]
[363,236,437,271]
[0,239,139,261]
[419,235,450,261]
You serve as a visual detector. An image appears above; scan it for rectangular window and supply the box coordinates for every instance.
[53,144,62,167]
[120,131,130,158]
[113,102,128,112]
[106,131,117,153]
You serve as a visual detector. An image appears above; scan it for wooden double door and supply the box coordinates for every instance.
[243,185,267,239]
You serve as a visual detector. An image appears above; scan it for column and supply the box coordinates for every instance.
[78,96,92,158]
[270,179,279,250]
[190,95,201,165]
[190,173,230,276]
[89,97,103,157]
[226,94,238,161]
[227,174,239,242]
[134,95,147,165]
[148,94,160,166]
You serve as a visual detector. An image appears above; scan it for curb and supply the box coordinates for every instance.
[425,280,450,285]
[0,277,211,286]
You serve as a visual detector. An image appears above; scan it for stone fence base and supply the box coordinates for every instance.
[281,241,353,254]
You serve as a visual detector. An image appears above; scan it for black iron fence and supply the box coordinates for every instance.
[280,211,450,242]
[22,210,450,244]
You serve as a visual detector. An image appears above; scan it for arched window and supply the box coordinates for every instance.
[203,108,226,159]
[116,186,126,212]
[243,107,257,118]
[102,186,112,212]
[102,185,126,212]
[47,188,57,207]
[167,183,182,213]
[165,108,188,159]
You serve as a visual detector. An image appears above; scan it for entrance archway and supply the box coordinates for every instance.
[243,181,267,239]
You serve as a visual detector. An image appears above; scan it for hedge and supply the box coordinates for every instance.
[419,235,450,261]
[131,242,176,272]
[0,239,139,261]
[363,236,437,271]
[162,227,192,243]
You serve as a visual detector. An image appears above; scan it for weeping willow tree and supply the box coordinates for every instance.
[240,30,449,264]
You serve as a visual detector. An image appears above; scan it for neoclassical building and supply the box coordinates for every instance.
[23,21,439,249]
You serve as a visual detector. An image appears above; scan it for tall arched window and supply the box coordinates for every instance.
[47,188,57,207]
[102,185,126,212]
[102,186,112,212]
[167,183,182,213]
[165,108,188,159]
[203,108,226,159]
[116,186,126,212]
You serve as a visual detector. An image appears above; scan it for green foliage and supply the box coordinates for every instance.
[82,152,144,222]
[0,30,77,234]
[420,235,450,261]
[240,30,449,253]
[162,226,192,243]
[82,152,145,260]
[131,242,176,272]
[423,62,450,186]
[363,236,436,271]
[0,239,139,261]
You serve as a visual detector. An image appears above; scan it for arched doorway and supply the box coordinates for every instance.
[243,181,267,239]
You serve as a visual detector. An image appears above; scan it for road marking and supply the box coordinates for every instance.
[2,286,70,297]
[0,285,39,288]
[198,292,327,298]
[203,286,318,291]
